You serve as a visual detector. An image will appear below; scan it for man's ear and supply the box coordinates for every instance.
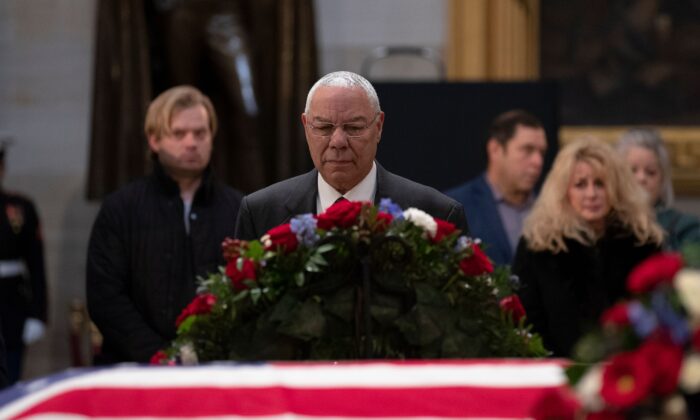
[487,138,501,159]
[301,113,312,142]
[375,111,385,143]
[147,134,160,154]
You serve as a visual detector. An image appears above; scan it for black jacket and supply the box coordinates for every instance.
[87,164,242,364]
[513,224,659,357]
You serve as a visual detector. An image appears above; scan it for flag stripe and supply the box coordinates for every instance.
[15,386,554,418]
[0,361,568,419]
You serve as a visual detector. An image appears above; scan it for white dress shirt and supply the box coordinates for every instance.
[316,161,377,214]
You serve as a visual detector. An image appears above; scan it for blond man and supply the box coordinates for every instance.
[87,86,243,364]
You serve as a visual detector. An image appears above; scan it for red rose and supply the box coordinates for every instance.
[627,252,683,294]
[149,350,174,365]
[265,223,298,252]
[317,200,364,230]
[221,237,247,262]
[432,218,456,242]
[374,211,393,231]
[600,350,653,409]
[499,295,526,323]
[639,339,683,396]
[600,302,630,327]
[459,244,494,276]
[175,293,217,327]
[225,258,257,291]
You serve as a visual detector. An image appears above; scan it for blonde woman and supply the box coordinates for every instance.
[513,138,663,357]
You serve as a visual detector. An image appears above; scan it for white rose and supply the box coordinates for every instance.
[402,208,437,238]
[680,353,700,394]
[675,269,700,320]
[575,365,605,412]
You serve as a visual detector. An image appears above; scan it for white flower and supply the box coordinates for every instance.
[575,365,605,412]
[680,353,700,394]
[675,269,700,320]
[402,208,437,238]
[260,233,272,249]
[662,394,687,417]
[179,342,199,366]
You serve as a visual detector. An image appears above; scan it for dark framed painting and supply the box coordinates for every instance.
[542,0,700,125]
[541,0,700,194]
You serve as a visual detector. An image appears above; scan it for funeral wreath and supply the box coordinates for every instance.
[152,198,547,365]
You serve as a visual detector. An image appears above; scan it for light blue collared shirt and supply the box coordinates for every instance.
[485,178,535,253]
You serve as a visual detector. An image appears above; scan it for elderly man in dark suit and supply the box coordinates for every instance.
[235,71,468,240]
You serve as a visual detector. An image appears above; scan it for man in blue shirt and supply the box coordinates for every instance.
[445,110,547,266]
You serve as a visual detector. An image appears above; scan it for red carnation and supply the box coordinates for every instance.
[221,237,247,262]
[175,293,217,327]
[225,258,257,291]
[627,252,683,294]
[499,295,526,323]
[459,243,494,276]
[149,350,174,366]
[265,223,298,253]
[432,218,456,242]
[317,200,364,230]
[600,302,630,327]
[639,339,683,396]
[600,350,654,409]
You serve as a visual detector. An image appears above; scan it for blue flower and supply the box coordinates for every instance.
[628,301,658,338]
[290,214,319,247]
[651,290,690,345]
[454,235,472,252]
[378,198,403,220]
[509,275,521,290]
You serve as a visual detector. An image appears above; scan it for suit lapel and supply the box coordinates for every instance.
[283,169,318,220]
[374,163,387,205]
[473,176,513,262]
[374,163,398,205]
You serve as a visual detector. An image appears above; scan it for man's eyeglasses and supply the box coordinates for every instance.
[307,113,379,139]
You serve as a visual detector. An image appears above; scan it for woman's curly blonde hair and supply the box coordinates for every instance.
[523,137,663,253]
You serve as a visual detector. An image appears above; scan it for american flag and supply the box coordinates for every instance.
[0,359,568,419]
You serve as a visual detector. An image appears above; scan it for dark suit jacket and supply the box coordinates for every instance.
[445,174,513,266]
[512,225,659,357]
[235,163,469,240]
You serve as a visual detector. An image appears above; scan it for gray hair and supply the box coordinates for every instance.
[617,127,674,206]
[304,71,381,114]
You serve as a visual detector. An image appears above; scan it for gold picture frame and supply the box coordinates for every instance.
[560,126,700,195]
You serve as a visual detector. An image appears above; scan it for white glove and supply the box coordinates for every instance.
[23,318,46,345]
